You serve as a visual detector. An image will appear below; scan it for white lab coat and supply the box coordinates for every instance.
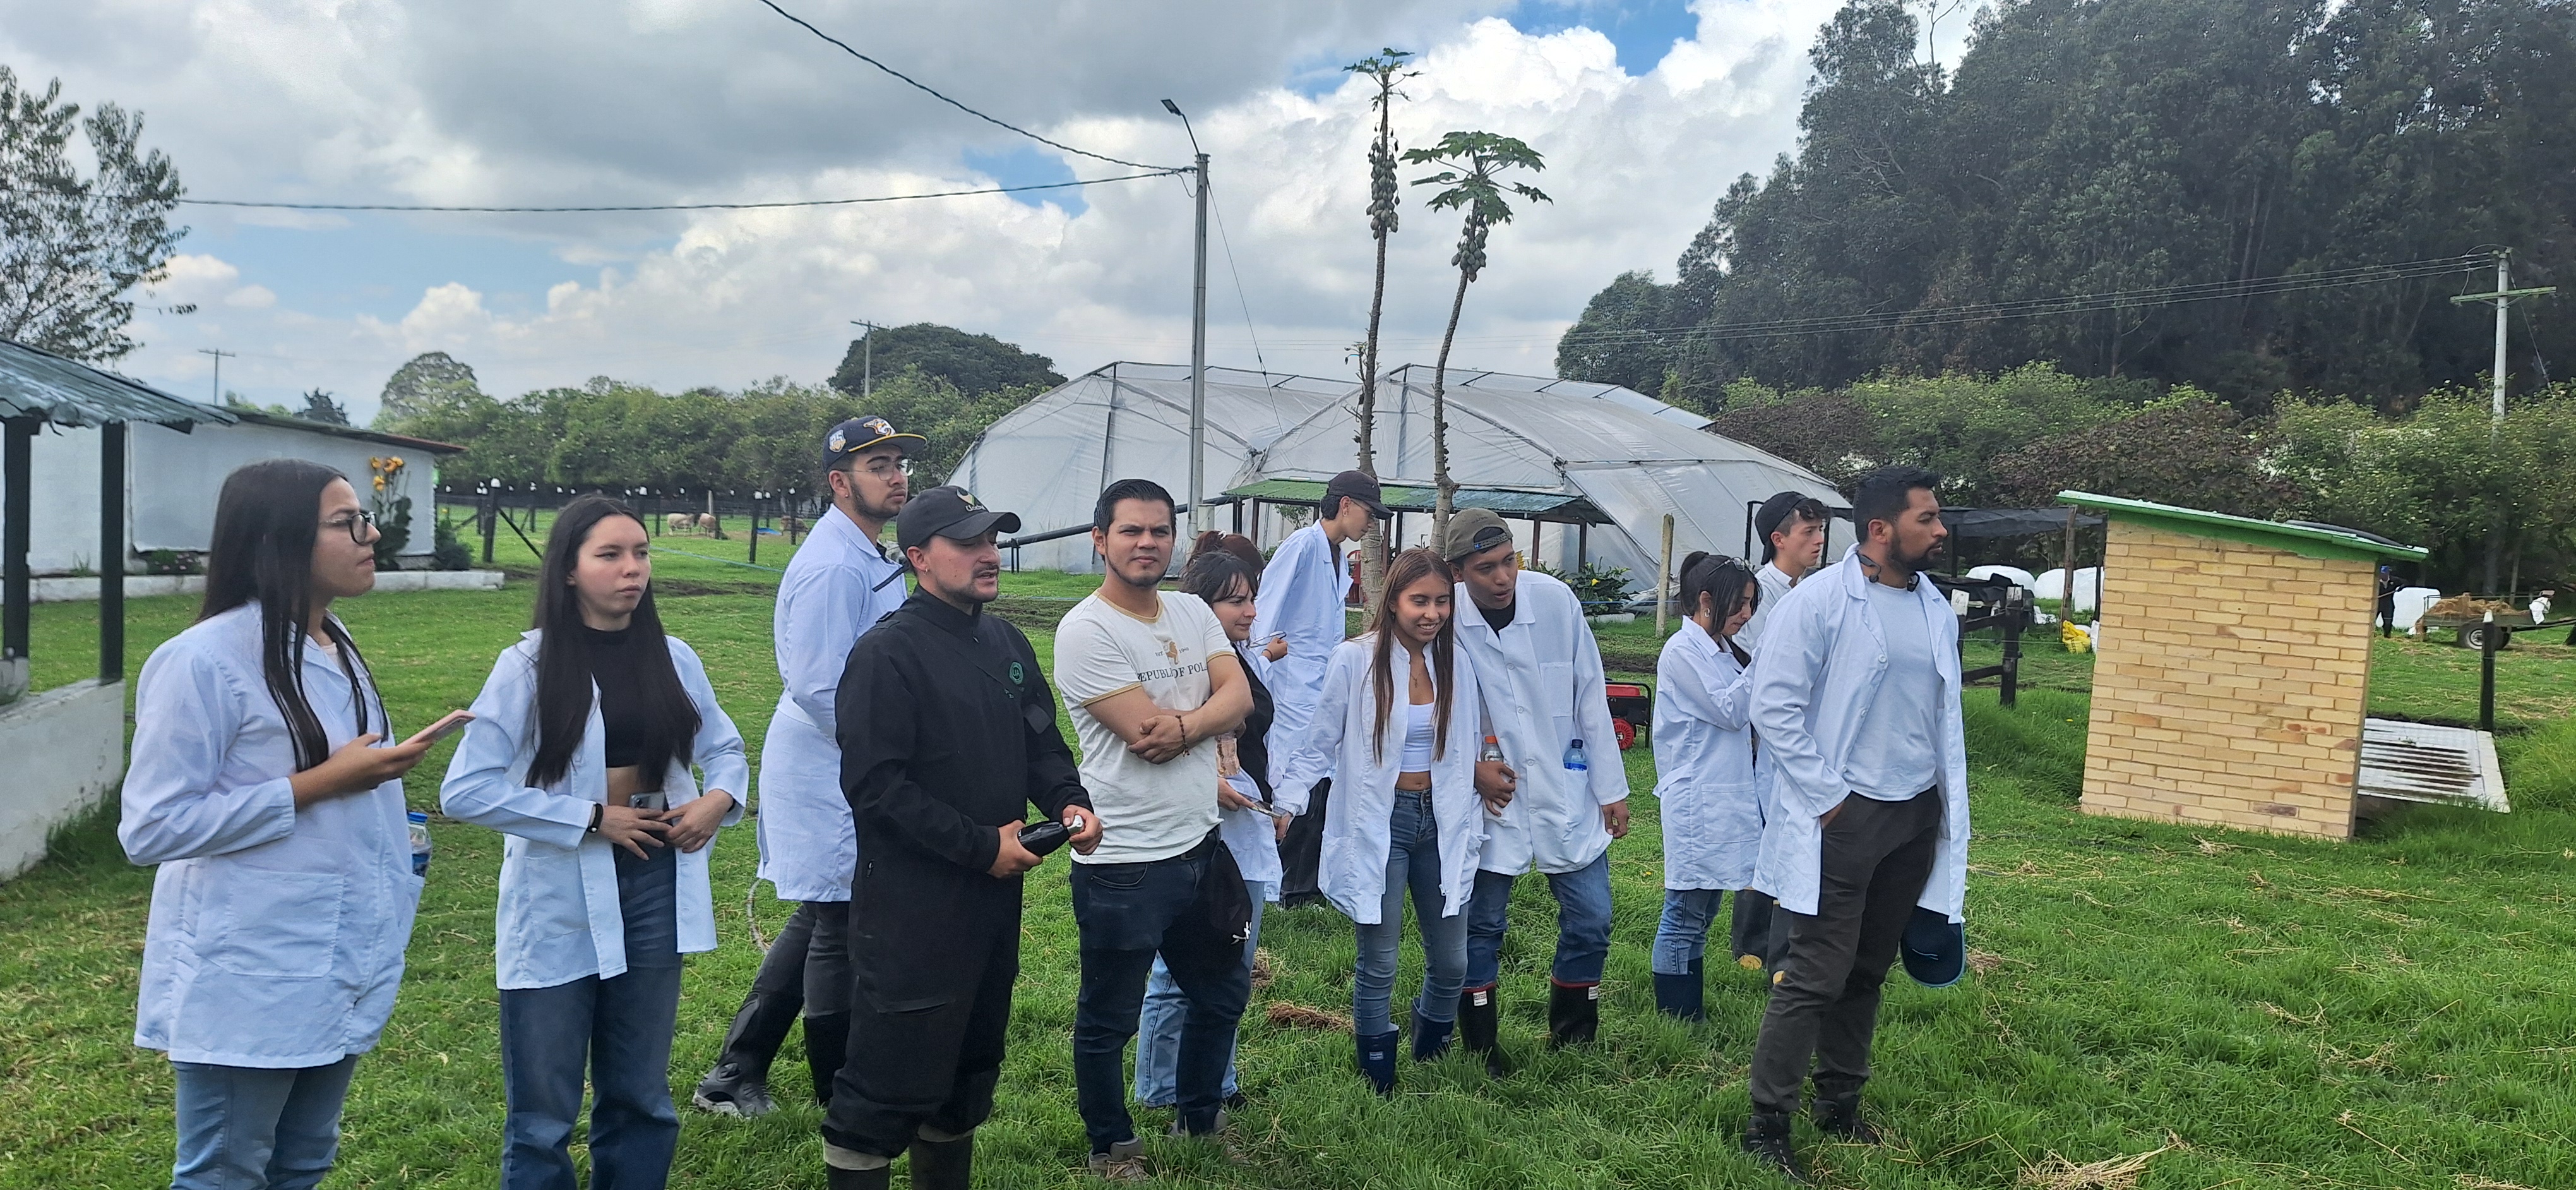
[1251,522,1345,791]
[1275,637,1484,925]
[1454,570,1631,876]
[1749,548,1971,921]
[120,605,421,1068]
[1221,641,1285,901]
[1654,618,1763,891]
[754,506,905,903]
[441,630,750,990]
[1734,561,1801,654]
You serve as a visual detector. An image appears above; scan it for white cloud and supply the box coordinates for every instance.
[5,0,1842,419]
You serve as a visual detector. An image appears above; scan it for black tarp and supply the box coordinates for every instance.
[1940,507,2104,539]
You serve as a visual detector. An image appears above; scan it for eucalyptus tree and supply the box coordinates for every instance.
[1345,47,1413,606]
[0,68,186,362]
[1404,131,1550,538]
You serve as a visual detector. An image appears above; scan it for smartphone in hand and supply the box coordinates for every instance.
[402,710,475,748]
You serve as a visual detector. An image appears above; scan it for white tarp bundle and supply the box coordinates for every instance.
[950,363,1353,572]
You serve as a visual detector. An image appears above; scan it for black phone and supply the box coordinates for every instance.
[1018,819,1071,856]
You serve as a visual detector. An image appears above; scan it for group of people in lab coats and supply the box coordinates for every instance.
[115,429,1967,1189]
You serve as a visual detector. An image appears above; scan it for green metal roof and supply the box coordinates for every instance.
[2058,490,2428,563]
[1,339,233,429]
[1226,478,1612,524]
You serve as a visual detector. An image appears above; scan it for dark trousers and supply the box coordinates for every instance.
[1277,778,1330,906]
[1747,788,1941,1115]
[714,898,855,1073]
[1069,849,1251,1151]
[1732,888,1786,969]
[821,921,1015,1159]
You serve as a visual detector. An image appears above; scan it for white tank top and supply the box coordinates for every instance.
[1398,699,1436,771]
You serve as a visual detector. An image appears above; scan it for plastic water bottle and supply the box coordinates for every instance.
[408,810,432,877]
[1563,738,1589,774]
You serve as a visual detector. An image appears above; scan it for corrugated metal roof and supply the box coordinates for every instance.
[0,339,234,429]
[229,410,463,455]
[1224,478,1612,524]
[2059,490,2428,562]
[2359,718,2507,812]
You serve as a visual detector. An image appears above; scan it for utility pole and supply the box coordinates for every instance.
[1164,99,1212,535]
[848,320,884,399]
[198,348,236,405]
[2450,249,2557,593]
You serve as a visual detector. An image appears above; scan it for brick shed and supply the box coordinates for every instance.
[2057,492,2428,840]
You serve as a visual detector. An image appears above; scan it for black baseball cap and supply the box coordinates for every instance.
[1754,490,1825,544]
[822,416,926,472]
[1324,470,1391,519]
[1900,906,1966,989]
[895,485,1020,551]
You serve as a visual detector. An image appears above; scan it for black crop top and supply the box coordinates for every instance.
[577,623,664,776]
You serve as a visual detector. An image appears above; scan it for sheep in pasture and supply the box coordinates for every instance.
[666,512,694,535]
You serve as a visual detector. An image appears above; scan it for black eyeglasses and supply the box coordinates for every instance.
[323,510,378,544]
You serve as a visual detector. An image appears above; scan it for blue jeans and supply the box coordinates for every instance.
[1654,888,1727,975]
[498,845,682,1190]
[170,1054,360,1189]
[1464,850,1613,989]
[1134,881,1265,1107]
[1353,788,1469,1036]
[1070,845,1251,1152]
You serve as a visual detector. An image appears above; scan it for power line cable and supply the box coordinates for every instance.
[751,0,1181,173]
[165,172,1178,213]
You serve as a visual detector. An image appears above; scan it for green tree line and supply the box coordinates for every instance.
[1559,0,2575,411]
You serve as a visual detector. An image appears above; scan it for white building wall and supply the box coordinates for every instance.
[0,679,126,882]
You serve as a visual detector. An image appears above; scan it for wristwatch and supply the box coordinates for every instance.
[587,803,604,834]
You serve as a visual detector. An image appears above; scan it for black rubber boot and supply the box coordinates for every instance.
[1547,980,1601,1049]
[1356,1029,1400,1097]
[1653,969,1705,1023]
[692,989,800,1116]
[1410,1007,1456,1062]
[1458,983,1512,1077]
[1742,1110,1812,1184]
[1813,1089,1883,1143]
[907,1130,974,1190]
[803,1012,852,1109]
[825,1163,891,1190]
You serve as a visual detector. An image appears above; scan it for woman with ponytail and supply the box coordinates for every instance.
[1649,552,1766,1021]
[441,494,747,1189]
[1274,548,1483,1094]
[121,459,435,1189]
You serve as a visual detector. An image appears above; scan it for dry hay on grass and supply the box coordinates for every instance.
[2455,1178,2541,1190]
[2016,1143,2172,1190]
[1266,1002,1352,1032]
[2426,594,2513,620]
[1249,947,1275,990]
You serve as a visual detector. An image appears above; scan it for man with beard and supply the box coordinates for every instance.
[821,486,1102,1189]
[695,418,920,1117]
[1741,466,1971,1183]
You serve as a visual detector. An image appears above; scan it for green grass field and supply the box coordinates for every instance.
[7,538,2575,1189]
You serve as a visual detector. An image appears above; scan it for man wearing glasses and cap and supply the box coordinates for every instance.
[1253,470,1390,907]
[695,416,921,1118]
[822,486,1100,1190]
[1443,508,1631,1070]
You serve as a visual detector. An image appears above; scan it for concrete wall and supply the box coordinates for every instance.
[0,679,126,882]
[3,419,444,575]
[28,569,505,603]
[2078,520,2375,839]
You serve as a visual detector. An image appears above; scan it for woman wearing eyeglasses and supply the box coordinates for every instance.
[121,460,436,1189]
[441,493,748,1189]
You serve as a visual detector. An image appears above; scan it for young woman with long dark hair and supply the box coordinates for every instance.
[1131,534,1291,1112]
[1275,547,1484,1094]
[441,494,748,1189]
[121,459,435,1189]
[1650,552,1767,1021]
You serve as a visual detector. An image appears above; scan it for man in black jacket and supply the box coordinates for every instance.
[823,486,1101,1190]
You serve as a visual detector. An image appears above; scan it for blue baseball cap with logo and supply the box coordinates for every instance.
[822,416,926,472]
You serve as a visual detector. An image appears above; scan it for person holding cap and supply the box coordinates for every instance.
[696,416,920,1118]
[1741,466,1970,1182]
[1736,491,1830,653]
[1255,470,1390,907]
[1444,508,1632,1069]
[821,485,1100,1190]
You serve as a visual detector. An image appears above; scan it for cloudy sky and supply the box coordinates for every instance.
[4,0,1968,423]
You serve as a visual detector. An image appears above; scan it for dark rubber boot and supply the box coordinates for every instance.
[1547,980,1601,1049]
[802,1012,852,1109]
[692,989,800,1116]
[907,1130,974,1190]
[1813,1090,1883,1143]
[1410,1007,1456,1062]
[825,1164,891,1190]
[1653,970,1705,1023]
[1742,1110,1812,1184]
[1356,1029,1400,1097]
[1458,983,1512,1077]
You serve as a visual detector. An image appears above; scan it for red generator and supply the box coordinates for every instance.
[1604,682,1653,750]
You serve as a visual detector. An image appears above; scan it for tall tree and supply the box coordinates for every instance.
[828,323,1063,398]
[376,351,484,430]
[1404,131,1551,540]
[0,68,186,362]
[1345,47,1414,609]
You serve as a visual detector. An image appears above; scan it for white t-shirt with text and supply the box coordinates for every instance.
[1054,591,1233,865]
